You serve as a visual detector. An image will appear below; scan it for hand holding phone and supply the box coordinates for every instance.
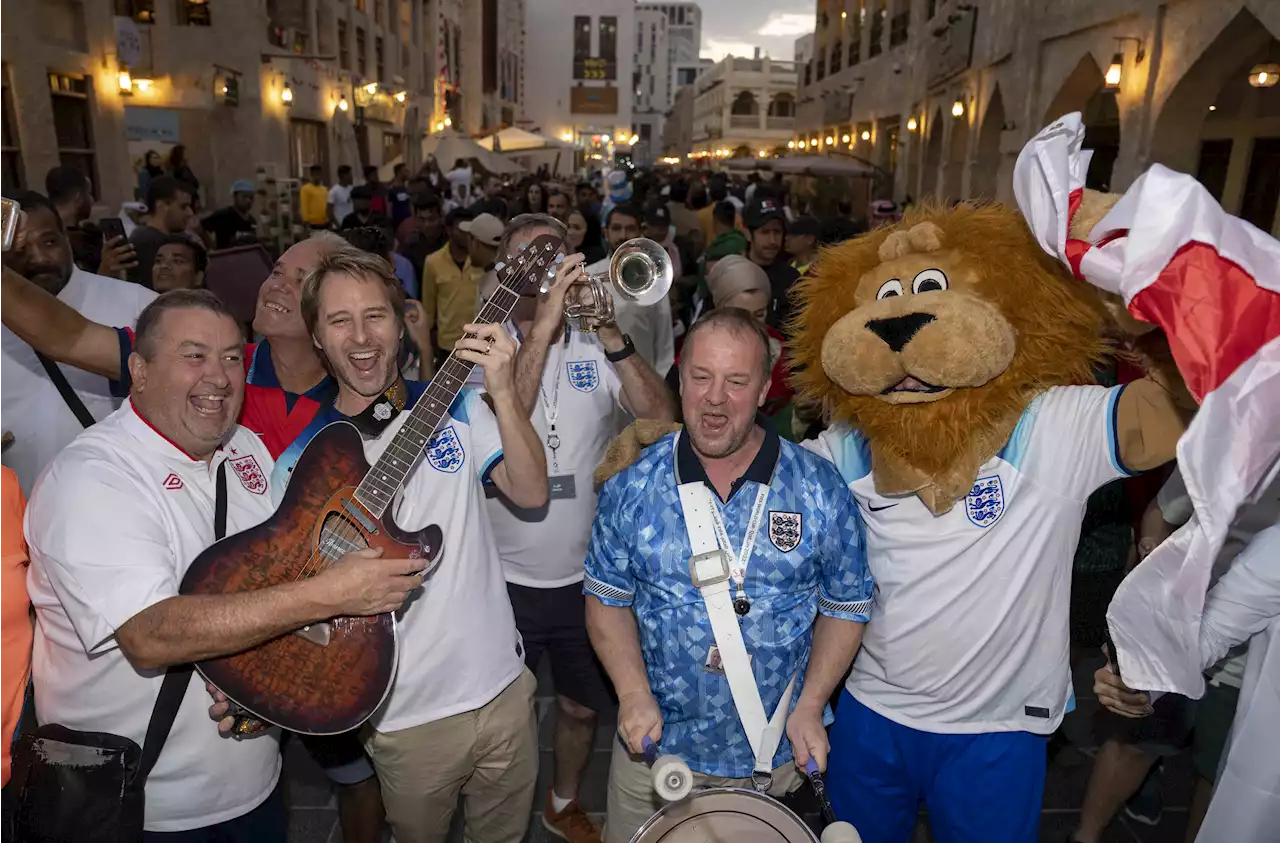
[2,198,19,251]
[98,219,138,278]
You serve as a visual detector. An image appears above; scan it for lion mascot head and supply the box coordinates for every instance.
[789,200,1115,514]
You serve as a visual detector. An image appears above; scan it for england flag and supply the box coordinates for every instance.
[1013,112,1280,698]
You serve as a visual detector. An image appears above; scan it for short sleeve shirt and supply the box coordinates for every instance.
[271,382,525,732]
[24,402,281,831]
[585,426,872,777]
[810,384,1134,735]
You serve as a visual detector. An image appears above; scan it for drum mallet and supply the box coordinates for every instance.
[641,736,694,802]
[804,759,862,843]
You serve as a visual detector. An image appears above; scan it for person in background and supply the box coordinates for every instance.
[446,158,475,207]
[743,196,799,329]
[363,165,389,217]
[642,205,682,282]
[328,165,356,228]
[300,165,330,230]
[46,165,136,279]
[575,182,601,217]
[786,216,821,277]
[166,144,200,209]
[698,178,738,245]
[470,175,510,220]
[586,204,674,378]
[665,181,701,244]
[566,208,605,265]
[137,150,165,203]
[0,466,29,839]
[396,194,446,272]
[460,212,502,276]
[150,235,207,292]
[340,185,390,232]
[518,180,547,216]
[546,189,572,223]
[201,180,257,251]
[3,193,158,493]
[388,163,413,229]
[710,200,736,244]
[421,207,477,372]
[341,225,418,300]
[128,176,195,286]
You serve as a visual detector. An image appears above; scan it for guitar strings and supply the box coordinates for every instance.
[287,240,561,586]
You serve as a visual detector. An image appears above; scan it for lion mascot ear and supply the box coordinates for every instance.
[1069,188,1159,337]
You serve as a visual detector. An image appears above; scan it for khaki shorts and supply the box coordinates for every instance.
[365,669,538,843]
[603,738,803,843]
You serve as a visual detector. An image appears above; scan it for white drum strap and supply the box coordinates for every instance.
[678,481,797,782]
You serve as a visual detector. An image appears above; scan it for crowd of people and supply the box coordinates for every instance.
[0,145,1274,843]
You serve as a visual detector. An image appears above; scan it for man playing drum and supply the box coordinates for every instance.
[584,308,875,842]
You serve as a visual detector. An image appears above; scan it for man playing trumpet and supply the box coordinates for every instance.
[481,213,676,842]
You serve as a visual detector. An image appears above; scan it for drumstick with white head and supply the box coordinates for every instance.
[641,736,693,801]
[804,759,862,843]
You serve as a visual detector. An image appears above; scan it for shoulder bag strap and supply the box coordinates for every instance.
[34,351,96,429]
[137,462,227,781]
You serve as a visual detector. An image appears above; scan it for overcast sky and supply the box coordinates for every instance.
[699,4,815,62]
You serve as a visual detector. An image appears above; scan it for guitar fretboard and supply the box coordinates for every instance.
[353,233,563,517]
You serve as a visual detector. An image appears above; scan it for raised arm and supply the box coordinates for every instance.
[1114,339,1197,472]
[512,253,586,414]
[598,321,676,421]
[2,265,124,379]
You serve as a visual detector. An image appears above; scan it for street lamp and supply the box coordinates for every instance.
[841,133,850,144]
[394,91,407,103]
[1104,53,1123,89]
[951,98,964,118]
[1249,63,1280,88]
[787,140,795,149]
[906,116,918,131]
[337,95,349,112]
[118,69,133,95]
[861,129,870,140]
[280,84,294,106]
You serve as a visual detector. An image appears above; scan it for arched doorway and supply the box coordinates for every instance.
[921,108,944,200]
[943,101,971,200]
[1044,54,1119,190]
[971,87,1005,200]
[769,93,795,118]
[1149,10,1279,232]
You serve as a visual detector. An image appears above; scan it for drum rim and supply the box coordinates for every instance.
[629,786,818,842]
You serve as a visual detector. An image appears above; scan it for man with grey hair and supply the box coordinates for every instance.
[481,213,676,841]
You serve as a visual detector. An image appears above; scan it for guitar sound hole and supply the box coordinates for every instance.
[317,512,369,572]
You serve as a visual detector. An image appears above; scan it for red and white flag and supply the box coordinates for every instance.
[1014,112,1280,697]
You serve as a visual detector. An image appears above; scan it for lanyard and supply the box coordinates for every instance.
[703,483,770,590]
[537,338,565,471]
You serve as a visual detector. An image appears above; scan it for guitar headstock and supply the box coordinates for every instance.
[493,233,566,296]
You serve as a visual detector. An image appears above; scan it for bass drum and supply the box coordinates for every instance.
[629,787,819,843]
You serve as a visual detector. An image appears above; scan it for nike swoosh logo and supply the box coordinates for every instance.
[867,502,899,512]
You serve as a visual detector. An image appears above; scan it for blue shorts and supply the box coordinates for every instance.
[826,692,1046,843]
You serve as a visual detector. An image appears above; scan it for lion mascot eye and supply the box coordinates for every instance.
[876,279,904,299]
[912,268,949,294]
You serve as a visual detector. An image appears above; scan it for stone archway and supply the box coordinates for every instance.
[943,101,972,200]
[970,86,1005,200]
[921,108,944,200]
[1044,54,1119,190]
[1149,10,1279,230]
[731,92,759,116]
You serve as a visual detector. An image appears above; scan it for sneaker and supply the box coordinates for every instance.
[1122,763,1163,827]
[543,789,603,843]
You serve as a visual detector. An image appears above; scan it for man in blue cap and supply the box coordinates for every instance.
[202,179,259,250]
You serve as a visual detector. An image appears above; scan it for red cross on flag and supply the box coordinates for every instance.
[1014,112,1280,698]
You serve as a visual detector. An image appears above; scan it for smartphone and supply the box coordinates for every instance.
[100,216,127,244]
[1,197,18,251]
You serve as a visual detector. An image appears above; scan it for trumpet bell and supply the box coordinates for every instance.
[610,237,673,306]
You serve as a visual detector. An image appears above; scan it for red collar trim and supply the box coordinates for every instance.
[128,399,207,462]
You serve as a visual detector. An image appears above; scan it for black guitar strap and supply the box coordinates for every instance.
[137,462,226,781]
[34,351,96,429]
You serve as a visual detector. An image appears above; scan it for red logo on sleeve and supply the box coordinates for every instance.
[161,473,184,491]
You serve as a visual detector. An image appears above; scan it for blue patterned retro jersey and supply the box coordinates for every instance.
[584,426,873,778]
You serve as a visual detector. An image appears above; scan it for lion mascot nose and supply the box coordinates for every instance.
[864,312,936,352]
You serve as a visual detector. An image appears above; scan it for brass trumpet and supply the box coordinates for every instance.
[564,238,673,332]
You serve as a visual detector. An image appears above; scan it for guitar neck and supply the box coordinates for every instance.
[353,238,558,517]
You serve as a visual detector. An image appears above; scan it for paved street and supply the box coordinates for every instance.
[284,652,1195,842]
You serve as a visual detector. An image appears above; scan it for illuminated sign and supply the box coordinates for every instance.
[574,57,617,81]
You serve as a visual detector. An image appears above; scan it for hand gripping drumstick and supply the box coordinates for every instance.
[804,759,863,843]
[640,736,693,802]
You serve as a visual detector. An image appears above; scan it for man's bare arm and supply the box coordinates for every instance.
[2,266,123,379]
[116,549,425,671]
[586,598,652,700]
[600,326,676,421]
[791,614,865,714]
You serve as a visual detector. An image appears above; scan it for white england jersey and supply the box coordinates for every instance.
[809,385,1133,734]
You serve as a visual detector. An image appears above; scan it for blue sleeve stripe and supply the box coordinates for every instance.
[479,450,504,485]
[584,575,634,605]
[1106,385,1139,477]
[109,327,133,398]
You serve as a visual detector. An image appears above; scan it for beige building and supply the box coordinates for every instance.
[662,82,696,157]
[2,0,522,214]
[795,0,1280,236]
[689,52,797,161]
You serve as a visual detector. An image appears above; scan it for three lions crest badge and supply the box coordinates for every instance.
[567,360,599,392]
[426,426,466,473]
[768,511,802,552]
